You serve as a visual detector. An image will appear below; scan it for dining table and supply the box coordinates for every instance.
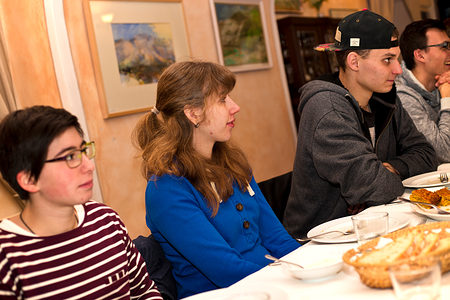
[183,187,450,300]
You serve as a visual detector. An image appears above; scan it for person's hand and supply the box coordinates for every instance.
[435,71,450,98]
[347,203,366,215]
[435,71,450,87]
[438,82,450,98]
[383,162,399,175]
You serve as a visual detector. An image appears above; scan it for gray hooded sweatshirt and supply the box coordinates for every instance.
[396,61,450,163]
[283,74,438,237]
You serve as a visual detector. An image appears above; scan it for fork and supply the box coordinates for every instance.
[397,197,450,215]
[440,173,448,183]
[296,229,354,242]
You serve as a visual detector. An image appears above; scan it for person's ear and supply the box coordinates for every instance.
[346,52,360,71]
[183,106,202,126]
[413,49,426,63]
[16,171,39,193]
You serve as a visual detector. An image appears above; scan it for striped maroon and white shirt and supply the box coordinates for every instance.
[0,201,162,300]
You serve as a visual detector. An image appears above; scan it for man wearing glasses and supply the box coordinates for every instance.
[0,106,162,299]
[396,19,450,163]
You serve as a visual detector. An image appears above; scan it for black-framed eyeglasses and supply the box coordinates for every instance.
[424,41,450,50]
[45,141,96,169]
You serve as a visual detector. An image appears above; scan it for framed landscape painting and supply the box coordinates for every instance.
[329,8,358,19]
[275,0,302,14]
[210,0,272,72]
[83,0,190,118]
[111,23,175,86]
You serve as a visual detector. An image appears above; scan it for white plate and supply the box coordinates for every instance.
[279,245,343,281]
[410,203,450,221]
[402,171,450,188]
[307,212,410,243]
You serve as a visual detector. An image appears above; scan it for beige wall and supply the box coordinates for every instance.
[0,179,22,220]
[0,0,61,108]
[1,0,297,238]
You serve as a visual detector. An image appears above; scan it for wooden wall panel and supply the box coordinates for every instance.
[0,0,61,108]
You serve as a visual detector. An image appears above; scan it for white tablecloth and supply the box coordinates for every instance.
[184,202,450,300]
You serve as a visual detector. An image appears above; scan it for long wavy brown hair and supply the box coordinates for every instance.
[133,61,252,216]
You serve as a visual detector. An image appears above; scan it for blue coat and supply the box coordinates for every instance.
[145,174,299,298]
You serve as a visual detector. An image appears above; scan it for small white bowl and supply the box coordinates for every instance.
[280,256,343,281]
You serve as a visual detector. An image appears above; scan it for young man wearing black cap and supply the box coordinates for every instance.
[283,10,438,238]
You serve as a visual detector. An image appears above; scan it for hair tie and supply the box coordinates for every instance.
[151,107,160,115]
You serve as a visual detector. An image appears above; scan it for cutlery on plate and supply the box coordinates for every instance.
[397,197,450,215]
[296,229,354,242]
[264,254,304,269]
[440,173,448,183]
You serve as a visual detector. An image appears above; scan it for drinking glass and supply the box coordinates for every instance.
[351,212,389,245]
[389,256,441,300]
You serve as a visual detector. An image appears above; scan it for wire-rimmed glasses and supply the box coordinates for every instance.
[45,141,96,169]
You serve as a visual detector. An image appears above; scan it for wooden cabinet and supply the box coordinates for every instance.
[277,17,340,126]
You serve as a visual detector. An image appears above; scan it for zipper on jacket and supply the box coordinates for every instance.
[374,108,395,153]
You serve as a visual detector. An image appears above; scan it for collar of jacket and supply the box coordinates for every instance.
[328,72,398,146]
[397,62,440,108]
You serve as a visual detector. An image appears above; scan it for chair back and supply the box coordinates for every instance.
[133,235,177,300]
[258,171,292,222]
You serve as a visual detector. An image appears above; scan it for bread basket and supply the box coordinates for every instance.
[342,221,450,288]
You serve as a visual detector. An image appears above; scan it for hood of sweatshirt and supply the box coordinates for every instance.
[299,72,397,117]
[395,61,440,109]
[298,72,398,143]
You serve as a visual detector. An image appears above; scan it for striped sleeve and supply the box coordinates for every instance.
[0,201,162,300]
[118,211,162,299]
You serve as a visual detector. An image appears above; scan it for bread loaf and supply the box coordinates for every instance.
[434,237,450,253]
[418,232,439,256]
[357,234,413,264]
[343,222,450,289]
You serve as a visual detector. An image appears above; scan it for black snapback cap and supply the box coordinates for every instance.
[315,9,398,52]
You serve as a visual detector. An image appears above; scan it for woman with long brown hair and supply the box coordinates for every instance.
[134,61,299,298]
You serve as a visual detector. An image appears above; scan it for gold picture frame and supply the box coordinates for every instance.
[329,8,358,19]
[83,0,191,118]
[274,0,302,14]
[210,0,272,72]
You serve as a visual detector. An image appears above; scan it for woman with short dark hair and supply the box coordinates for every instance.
[0,105,161,299]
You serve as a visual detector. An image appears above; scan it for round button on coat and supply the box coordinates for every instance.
[243,221,250,229]
[236,203,243,211]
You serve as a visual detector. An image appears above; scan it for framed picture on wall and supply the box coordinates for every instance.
[82,0,191,118]
[210,0,272,72]
[274,0,302,14]
[329,8,358,19]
